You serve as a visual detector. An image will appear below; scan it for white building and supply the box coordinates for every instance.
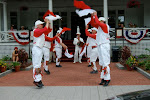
[0,0,150,59]
[0,0,150,39]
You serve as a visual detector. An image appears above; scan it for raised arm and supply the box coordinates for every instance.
[85,29,96,39]
[94,14,108,33]
[90,15,98,28]
[44,27,52,36]
[34,27,48,37]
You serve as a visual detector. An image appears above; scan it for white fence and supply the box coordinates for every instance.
[0,28,150,59]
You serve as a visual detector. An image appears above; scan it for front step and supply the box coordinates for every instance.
[61,40,87,62]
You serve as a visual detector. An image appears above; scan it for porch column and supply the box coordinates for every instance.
[103,0,108,24]
[48,0,53,37]
[3,2,7,31]
[0,6,1,31]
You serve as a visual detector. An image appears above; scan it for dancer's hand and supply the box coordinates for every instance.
[63,44,68,50]
[86,25,89,29]
[93,11,97,16]
[55,33,60,37]
[44,18,48,22]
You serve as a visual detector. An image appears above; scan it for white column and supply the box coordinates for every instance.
[103,0,108,24]
[48,0,53,37]
[3,2,7,31]
[0,6,1,31]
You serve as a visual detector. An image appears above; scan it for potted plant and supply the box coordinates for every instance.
[0,60,7,72]
[120,46,131,65]
[13,62,21,72]
[125,55,138,71]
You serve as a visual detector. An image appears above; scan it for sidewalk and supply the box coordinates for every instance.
[0,85,150,100]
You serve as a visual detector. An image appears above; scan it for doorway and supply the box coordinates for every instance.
[71,12,87,41]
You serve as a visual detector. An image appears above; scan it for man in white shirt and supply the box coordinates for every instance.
[55,28,67,67]
[91,12,111,86]
[73,32,84,63]
[85,26,98,74]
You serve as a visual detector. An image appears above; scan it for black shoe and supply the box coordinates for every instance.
[103,80,110,86]
[44,69,50,75]
[33,81,43,88]
[88,65,92,67]
[99,79,105,85]
[90,70,98,74]
[56,65,62,67]
[39,81,44,86]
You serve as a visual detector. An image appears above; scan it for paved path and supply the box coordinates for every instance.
[0,85,150,100]
[0,62,150,100]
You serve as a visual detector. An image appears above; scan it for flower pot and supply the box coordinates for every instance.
[125,64,132,71]
[0,66,6,73]
[15,66,20,72]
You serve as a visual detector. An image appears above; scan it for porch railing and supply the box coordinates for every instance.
[0,28,150,42]
[0,30,30,42]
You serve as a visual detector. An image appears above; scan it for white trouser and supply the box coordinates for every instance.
[49,51,56,62]
[97,43,110,67]
[74,46,82,62]
[90,47,98,71]
[32,46,43,82]
[42,47,50,71]
[55,47,62,65]
[87,46,92,65]
[87,46,92,58]
[100,66,111,80]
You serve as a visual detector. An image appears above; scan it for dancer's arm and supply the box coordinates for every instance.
[90,15,98,28]
[85,29,96,39]
[93,12,108,33]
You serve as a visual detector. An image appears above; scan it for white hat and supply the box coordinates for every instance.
[91,27,98,32]
[76,32,81,35]
[99,17,106,22]
[35,20,44,28]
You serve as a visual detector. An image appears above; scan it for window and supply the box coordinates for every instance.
[118,10,125,28]
[38,12,45,21]
[10,12,17,29]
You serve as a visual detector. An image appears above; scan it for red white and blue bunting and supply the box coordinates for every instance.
[123,29,148,44]
[11,31,30,45]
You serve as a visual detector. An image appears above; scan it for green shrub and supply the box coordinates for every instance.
[138,60,147,66]
[138,54,149,58]
[6,63,13,70]
[145,62,150,70]
[12,62,21,67]
[2,55,11,61]
[145,48,150,53]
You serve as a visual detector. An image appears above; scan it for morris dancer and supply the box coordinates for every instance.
[91,12,111,86]
[55,28,68,67]
[42,30,52,74]
[86,29,92,67]
[73,32,84,63]
[85,26,98,74]
[32,19,58,88]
